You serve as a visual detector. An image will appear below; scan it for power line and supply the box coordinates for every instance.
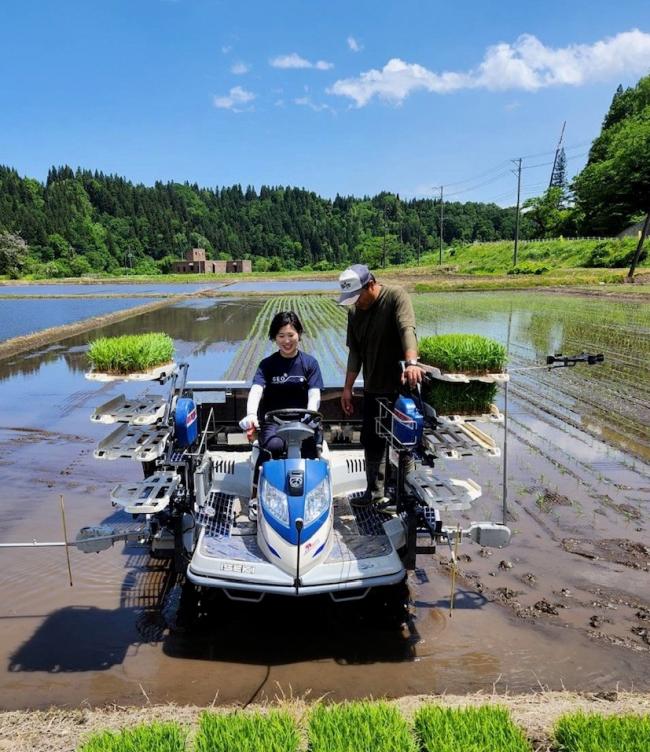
[439,160,512,189]
[443,170,512,198]
[522,151,588,171]
[438,139,593,190]
[518,139,593,160]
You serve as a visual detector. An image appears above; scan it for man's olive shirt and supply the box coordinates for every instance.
[345,285,418,393]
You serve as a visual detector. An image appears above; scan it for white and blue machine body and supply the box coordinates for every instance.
[257,456,334,578]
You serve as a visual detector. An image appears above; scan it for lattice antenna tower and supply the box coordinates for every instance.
[548,120,566,189]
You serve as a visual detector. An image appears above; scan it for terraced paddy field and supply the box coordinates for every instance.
[0,290,647,715]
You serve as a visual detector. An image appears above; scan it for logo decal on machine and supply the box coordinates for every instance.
[220,562,256,575]
[186,408,197,426]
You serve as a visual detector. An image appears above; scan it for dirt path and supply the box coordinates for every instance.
[1,692,648,752]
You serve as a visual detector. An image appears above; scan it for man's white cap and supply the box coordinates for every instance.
[337,264,373,305]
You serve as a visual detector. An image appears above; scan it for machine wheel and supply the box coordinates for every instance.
[363,579,411,630]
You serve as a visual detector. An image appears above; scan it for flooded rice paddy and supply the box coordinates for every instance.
[0,290,648,709]
[0,282,223,296]
[0,298,160,342]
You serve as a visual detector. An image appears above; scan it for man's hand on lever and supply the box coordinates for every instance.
[401,355,423,389]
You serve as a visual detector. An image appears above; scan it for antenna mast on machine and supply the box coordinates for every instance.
[548,120,566,189]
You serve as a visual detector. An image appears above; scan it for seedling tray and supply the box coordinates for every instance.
[419,362,509,384]
[91,394,166,426]
[111,471,180,514]
[85,362,177,383]
[94,423,171,462]
[437,403,504,424]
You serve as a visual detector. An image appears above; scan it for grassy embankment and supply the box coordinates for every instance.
[2,238,649,293]
[74,702,650,752]
[414,236,650,292]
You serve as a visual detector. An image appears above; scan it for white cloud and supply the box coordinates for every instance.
[231,61,250,75]
[328,58,469,106]
[294,96,333,113]
[213,86,255,111]
[270,52,334,70]
[347,36,362,53]
[328,29,650,106]
[221,45,232,55]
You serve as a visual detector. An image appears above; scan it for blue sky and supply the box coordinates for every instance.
[2,0,649,205]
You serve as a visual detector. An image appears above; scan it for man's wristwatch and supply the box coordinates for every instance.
[405,359,418,367]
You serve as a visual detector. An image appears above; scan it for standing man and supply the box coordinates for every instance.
[338,264,422,506]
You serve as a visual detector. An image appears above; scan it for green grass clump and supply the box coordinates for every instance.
[78,722,186,752]
[308,701,417,752]
[415,705,530,752]
[195,710,300,752]
[87,332,174,373]
[554,711,650,752]
[419,334,507,374]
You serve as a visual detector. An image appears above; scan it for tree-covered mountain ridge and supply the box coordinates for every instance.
[0,164,532,277]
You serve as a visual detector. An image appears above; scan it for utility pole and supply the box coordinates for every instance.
[439,186,444,265]
[627,211,650,280]
[512,159,522,266]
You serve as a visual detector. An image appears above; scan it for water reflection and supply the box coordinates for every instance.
[0,300,263,385]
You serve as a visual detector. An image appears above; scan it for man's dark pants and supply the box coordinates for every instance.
[360,391,396,499]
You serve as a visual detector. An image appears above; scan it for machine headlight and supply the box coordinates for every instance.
[304,477,331,524]
[260,478,289,525]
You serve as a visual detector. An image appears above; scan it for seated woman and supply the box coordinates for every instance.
[239,311,323,460]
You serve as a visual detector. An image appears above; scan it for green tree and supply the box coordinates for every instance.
[573,74,650,234]
[0,232,29,278]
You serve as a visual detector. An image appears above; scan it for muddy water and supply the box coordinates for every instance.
[0,292,649,709]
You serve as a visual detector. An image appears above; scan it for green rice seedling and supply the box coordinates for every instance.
[415,704,530,752]
[78,721,186,752]
[419,334,506,415]
[423,380,497,416]
[554,711,650,752]
[87,332,174,373]
[419,334,507,375]
[308,701,417,752]
[195,709,300,752]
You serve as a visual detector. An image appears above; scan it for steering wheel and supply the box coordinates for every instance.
[264,408,322,427]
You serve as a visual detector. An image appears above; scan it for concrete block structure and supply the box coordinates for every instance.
[172,249,251,274]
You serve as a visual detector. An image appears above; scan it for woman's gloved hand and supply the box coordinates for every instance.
[238,414,259,431]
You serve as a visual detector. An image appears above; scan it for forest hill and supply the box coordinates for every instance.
[0,167,530,277]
